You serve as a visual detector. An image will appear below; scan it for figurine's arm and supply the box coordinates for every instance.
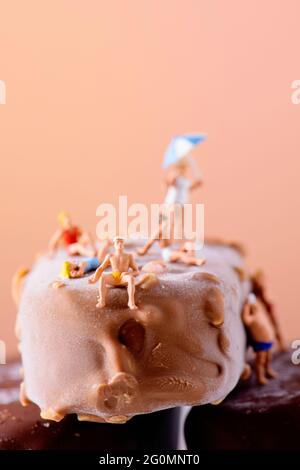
[76,226,83,237]
[187,155,203,191]
[48,229,63,254]
[190,178,203,191]
[80,230,94,246]
[137,219,168,256]
[179,241,189,252]
[164,170,177,188]
[137,236,157,256]
[129,254,139,276]
[242,302,254,326]
[88,255,111,283]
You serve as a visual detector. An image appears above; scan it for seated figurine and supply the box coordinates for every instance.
[88,237,139,310]
[48,211,95,257]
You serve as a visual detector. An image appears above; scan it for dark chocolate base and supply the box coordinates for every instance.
[0,363,180,450]
[185,351,300,450]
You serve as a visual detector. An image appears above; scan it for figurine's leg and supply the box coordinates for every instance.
[122,274,137,310]
[96,274,107,308]
[240,362,252,380]
[169,251,181,263]
[182,254,206,266]
[137,245,148,256]
[266,349,278,379]
[142,260,167,274]
[80,245,97,257]
[255,351,268,385]
[137,240,155,256]
[68,243,96,258]
[66,243,81,256]
[171,251,206,267]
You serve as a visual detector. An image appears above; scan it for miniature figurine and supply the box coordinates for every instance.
[251,270,286,352]
[163,134,206,206]
[60,239,112,279]
[137,219,205,267]
[171,240,206,266]
[243,293,278,385]
[88,237,139,310]
[48,211,95,257]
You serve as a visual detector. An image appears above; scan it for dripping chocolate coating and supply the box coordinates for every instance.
[0,362,179,449]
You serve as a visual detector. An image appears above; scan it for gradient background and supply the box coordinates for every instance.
[1,0,299,358]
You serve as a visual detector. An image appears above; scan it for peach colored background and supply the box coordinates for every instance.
[1,0,300,358]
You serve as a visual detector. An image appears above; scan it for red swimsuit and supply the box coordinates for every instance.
[62,227,80,246]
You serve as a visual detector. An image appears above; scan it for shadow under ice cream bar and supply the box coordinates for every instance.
[184,352,300,450]
[0,362,180,450]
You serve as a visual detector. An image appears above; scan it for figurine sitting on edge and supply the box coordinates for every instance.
[88,237,139,310]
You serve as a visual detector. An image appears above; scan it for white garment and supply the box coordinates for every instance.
[161,247,172,262]
[164,176,191,205]
[248,293,257,305]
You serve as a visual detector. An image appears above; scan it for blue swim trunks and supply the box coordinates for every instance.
[83,256,100,273]
[252,341,273,352]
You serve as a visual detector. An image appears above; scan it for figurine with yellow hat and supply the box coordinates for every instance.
[59,239,112,279]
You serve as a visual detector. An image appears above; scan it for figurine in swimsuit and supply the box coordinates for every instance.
[251,270,286,352]
[137,219,205,267]
[48,211,95,257]
[60,239,112,279]
[163,136,205,243]
[163,134,206,206]
[243,292,279,385]
[164,158,202,206]
[88,237,139,310]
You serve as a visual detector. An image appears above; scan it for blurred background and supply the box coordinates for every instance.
[1,0,300,358]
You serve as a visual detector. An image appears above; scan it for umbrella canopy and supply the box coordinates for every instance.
[162,134,206,169]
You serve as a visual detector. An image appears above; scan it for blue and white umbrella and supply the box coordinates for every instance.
[162,134,207,169]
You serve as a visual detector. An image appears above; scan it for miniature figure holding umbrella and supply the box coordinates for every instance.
[163,134,206,206]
